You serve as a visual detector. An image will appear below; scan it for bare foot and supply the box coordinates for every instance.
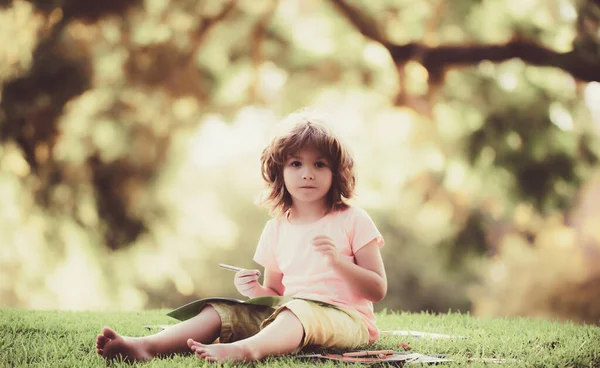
[187,338,257,364]
[96,326,153,363]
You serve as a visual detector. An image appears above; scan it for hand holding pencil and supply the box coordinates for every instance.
[219,264,262,298]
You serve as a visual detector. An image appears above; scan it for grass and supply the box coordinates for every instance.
[0,308,599,367]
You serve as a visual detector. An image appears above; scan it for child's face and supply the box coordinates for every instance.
[283,147,333,209]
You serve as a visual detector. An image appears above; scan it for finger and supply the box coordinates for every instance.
[313,247,336,258]
[312,242,333,249]
[314,251,335,259]
[235,274,260,282]
[311,238,334,245]
[236,273,259,281]
[235,274,258,282]
[312,235,333,242]
[312,242,335,250]
[236,270,253,277]
[235,282,256,291]
[234,277,258,287]
[237,269,261,277]
[311,244,325,252]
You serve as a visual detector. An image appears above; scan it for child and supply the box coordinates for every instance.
[95,110,387,364]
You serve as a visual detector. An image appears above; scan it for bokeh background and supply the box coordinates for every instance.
[1,0,599,325]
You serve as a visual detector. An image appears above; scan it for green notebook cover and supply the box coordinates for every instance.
[166,296,293,321]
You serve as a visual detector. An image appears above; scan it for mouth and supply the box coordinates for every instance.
[300,186,316,189]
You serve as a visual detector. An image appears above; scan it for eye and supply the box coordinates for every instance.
[290,161,302,167]
[315,161,328,168]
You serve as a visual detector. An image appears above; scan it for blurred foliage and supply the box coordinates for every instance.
[472,175,600,324]
[1,0,600,325]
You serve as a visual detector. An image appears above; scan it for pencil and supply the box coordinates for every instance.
[218,263,243,272]
[218,264,261,276]
[342,350,395,357]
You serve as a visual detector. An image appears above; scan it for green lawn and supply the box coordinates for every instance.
[1,308,598,367]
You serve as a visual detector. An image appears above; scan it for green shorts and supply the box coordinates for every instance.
[207,298,369,351]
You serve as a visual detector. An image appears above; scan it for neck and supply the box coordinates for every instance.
[289,202,328,222]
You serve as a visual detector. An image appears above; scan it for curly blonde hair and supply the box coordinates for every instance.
[260,111,356,217]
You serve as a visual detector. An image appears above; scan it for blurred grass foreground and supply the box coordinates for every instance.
[1,0,600,327]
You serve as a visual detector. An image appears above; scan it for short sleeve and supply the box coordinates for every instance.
[348,207,385,254]
[253,220,281,273]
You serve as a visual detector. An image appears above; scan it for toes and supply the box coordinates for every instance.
[187,339,204,347]
[195,350,211,359]
[102,326,118,340]
[187,339,207,352]
[97,334,110,347]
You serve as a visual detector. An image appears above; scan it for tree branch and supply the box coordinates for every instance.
[390,41,600,82]
[328,0,390,47]
[188,0,238,64]
[329,0,600,82]
[249,2,278,104]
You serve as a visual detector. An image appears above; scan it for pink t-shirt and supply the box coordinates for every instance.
[253,205,385,343]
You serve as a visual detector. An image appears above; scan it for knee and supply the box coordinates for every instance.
[275,309,305,336]
[199,305,220,320]
[201,305,215,313]
[275,308,304,335]
[276,309,301,323]
[273,309,305,347]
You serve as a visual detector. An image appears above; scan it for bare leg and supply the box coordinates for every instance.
[187,309,304,364]
[96,306,221,363]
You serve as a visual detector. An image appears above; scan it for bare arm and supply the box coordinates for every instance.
[262,269,285,296]
[313,237,387,302]
[335,240,387,302]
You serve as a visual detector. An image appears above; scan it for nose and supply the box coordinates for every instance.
[301,167,314,180]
